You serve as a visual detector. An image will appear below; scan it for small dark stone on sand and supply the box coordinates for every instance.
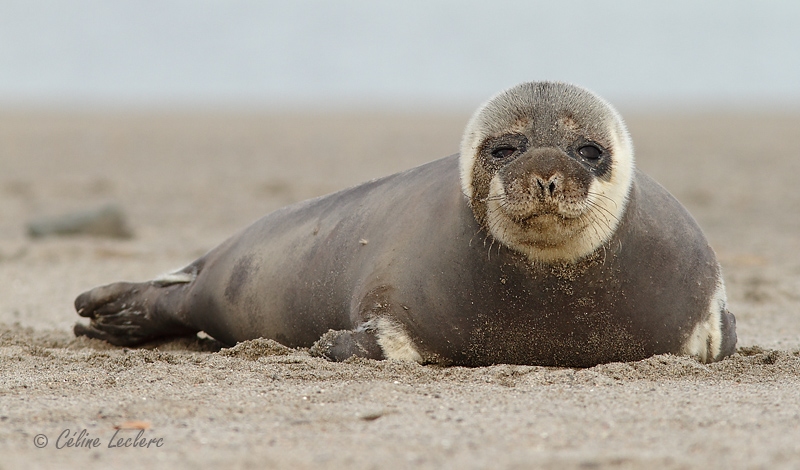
[26,204,133,239]
[358,410,385,421]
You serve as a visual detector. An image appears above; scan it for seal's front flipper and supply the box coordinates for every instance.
[310,328,385,361]
[74,281,198,346]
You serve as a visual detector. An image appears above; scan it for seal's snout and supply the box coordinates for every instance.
[503,147,590,205]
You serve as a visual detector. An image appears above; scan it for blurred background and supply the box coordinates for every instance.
[1,0,799,111]
[0,0,798,344]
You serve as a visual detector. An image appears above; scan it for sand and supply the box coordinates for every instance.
[1,110,799,469]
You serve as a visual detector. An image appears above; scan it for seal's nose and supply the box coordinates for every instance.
[510,147,570,199]
[535,174,559,197]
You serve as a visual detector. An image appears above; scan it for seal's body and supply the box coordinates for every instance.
[75,82,737,367]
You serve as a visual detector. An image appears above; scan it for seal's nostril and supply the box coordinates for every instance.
[549,181,556,194]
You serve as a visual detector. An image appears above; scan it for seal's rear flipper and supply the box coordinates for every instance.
[309,329,385,361]
[74,281,198,346]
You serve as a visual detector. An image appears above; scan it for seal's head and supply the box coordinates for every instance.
[460,82,634,263]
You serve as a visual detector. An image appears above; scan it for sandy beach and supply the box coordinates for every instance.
[1,109,799,469]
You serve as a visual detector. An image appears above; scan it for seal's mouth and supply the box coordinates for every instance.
[510,212,587,240]
[513,211,557,225]
[502,196,587,225]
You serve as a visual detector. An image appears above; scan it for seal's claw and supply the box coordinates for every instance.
[74,282,141,318]
[73,322,145,346]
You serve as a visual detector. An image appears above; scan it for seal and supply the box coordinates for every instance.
[74,81,737,367]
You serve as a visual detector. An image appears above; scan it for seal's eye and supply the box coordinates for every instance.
[491,146,517,159]
[578,145,602,160]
